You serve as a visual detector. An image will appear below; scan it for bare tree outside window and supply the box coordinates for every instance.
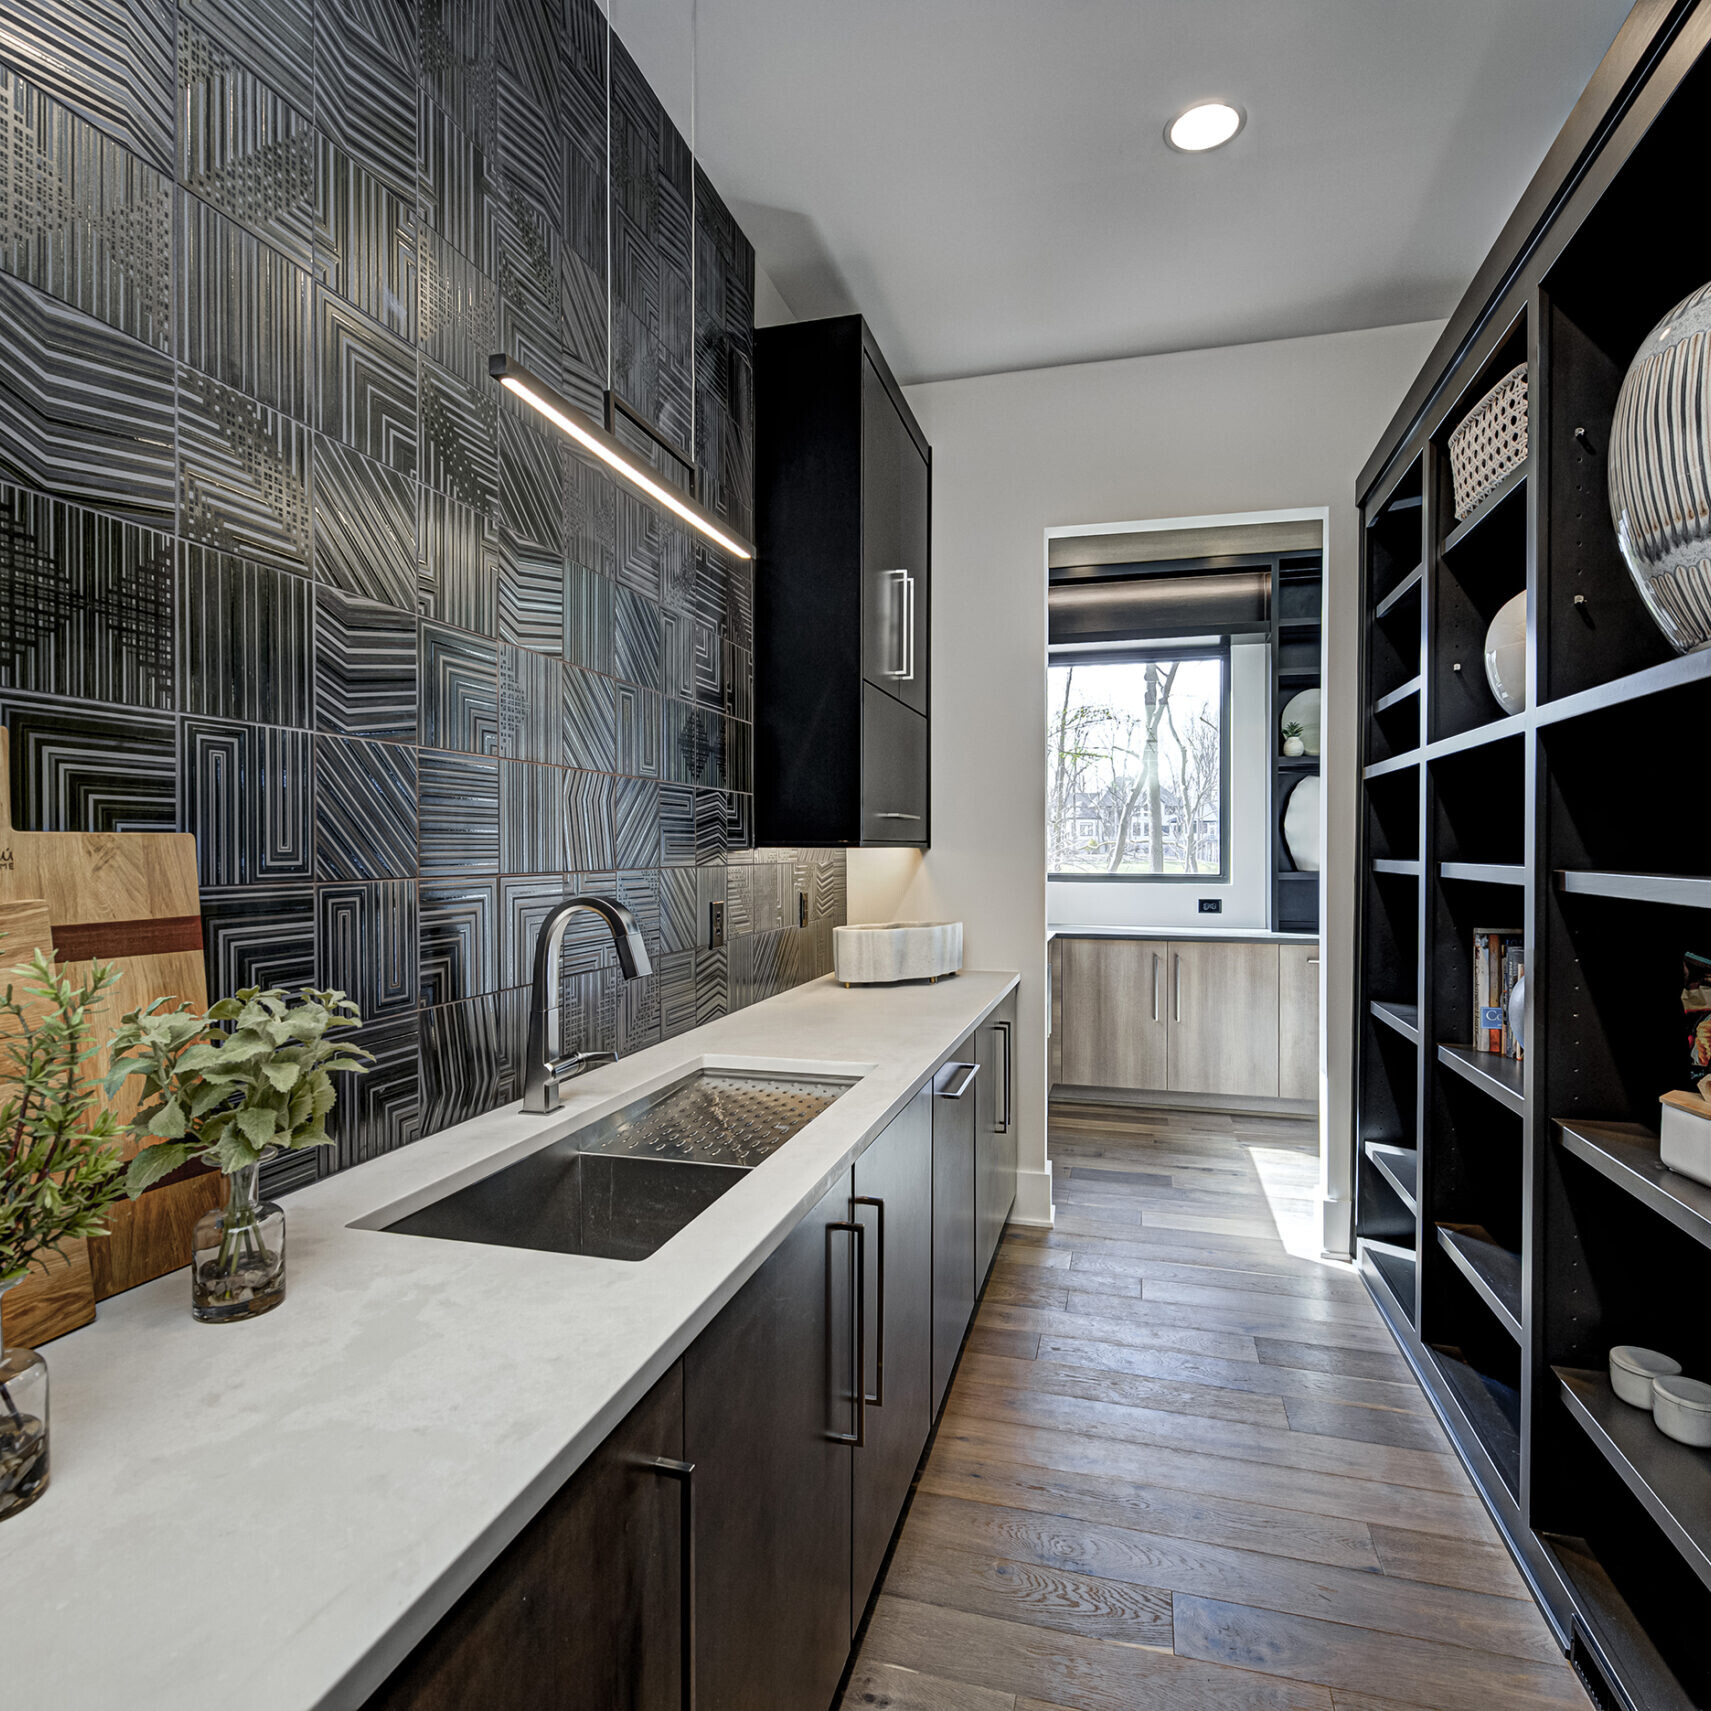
[1047,656,1224,876]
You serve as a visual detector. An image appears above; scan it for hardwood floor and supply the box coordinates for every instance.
[842,1100,1587,1711]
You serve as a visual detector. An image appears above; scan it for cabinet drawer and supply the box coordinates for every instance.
[861,683,928,843]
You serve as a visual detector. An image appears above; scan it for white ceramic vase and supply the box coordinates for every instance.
[1609,281,1711,653]
[1482,592,1526,714]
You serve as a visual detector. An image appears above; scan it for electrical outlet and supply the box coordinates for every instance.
[708,899,726,949]
[797,889,808,928]
[1198,898,1222,914]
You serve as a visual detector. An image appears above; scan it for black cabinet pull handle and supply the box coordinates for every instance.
[851,1195,885,1406]
[994,1021,1012,1133]
[645,1457,696,1711]
[827,1220,866,1447]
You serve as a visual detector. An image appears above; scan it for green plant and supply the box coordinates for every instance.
[1282,721,1304,740]
[0,951,127,1291]
[110,987,372,1197]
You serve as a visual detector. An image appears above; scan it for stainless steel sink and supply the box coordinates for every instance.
[380,1068,851,1261]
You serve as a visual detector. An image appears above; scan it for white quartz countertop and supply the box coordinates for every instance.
[8,970,1019,1711]
[1047,924,1318,943]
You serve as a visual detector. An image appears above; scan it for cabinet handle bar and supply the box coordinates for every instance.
[645,1456,696,1711]
[851,1196,885,1405]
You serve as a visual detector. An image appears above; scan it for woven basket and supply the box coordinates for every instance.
[1448,364,1528,521]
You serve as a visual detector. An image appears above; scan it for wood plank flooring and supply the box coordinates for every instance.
[841,1101,1586,1711]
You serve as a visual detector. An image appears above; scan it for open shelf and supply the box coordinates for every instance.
[1558,1368,1711,1596]
[1538,644,1711,730]
[1371,858,1420,877]
[1557,1119,1711,1256]
[1374,564,1423,620]
[1437,1044,1527,1115]
[1441,861,1526,887]
[1369,998,1419,1042]
[1437,1223,1523,1342]
[1371,676,1421,715]
[1360,1238,1417,1330]
[1557,871,1711,909]
[1442,460,1529,556]
[1429,1343,1521,1496]
[1427,712,1529,763]
[1364,751,1419,780]
[1365,1141,1418,1214]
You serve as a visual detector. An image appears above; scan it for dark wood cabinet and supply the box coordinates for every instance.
[850,1085,934,1625]
[366,1364,687,1711]
[975,992,1018,1290]
[683,1168,856,1711]
[931,1038,979,1414]
[755,314,931,848]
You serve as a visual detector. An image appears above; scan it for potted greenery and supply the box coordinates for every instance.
[0,951,128,1520]
[110,987,370,1323]
[1282,721,1307,759]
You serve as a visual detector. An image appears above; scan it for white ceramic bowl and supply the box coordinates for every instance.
[833,921,962,986]
[1609,1344,1680,1408]
[1653,1374,1711,1446]
[1483,592,1527,714]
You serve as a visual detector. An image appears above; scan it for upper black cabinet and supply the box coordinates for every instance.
[755,315,931,847]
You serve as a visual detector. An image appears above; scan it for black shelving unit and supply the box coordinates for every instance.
[1353,6,1711,1701]
[1270,552,1323,933]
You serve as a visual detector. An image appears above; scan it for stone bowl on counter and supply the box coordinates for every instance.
[833,922,963,986]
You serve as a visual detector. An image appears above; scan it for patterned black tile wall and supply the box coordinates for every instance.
[0,0,845,1194]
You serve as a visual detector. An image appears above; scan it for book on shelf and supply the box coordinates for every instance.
[1472,927,1524,1060]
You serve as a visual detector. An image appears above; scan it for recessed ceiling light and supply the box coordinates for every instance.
[1166,101,1245,153]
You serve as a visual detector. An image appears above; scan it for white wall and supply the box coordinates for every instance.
[847,320,1443,1244]
[1047,637,1273,931]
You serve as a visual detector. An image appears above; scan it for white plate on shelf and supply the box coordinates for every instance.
[1281,687,1321,756]
[1283,775,1321,872]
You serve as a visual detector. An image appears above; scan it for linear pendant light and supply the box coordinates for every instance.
[489,354,756,561]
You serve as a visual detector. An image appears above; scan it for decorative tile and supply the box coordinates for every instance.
[420,991,503,1135]
[421,0,497,150]
[314,137,416,341]
[178,15,314,268]
[612,583,661,693]
[178,192,311,419]
[659,782,696,866]
[0,486,175,709]
[0,271,176,527]
[1,693,175,830]
[0,69,172,350]
[420,357,497,516]
[565,452,616,581]
[179,0,313,115]
[498,758,559,875]
[657,950,695,1038]
[420,622,498,754]
[615,866,660,961]
[498,530,563,656]
[614,682,660,779]
[659,520,694,613]
[564,560,612,673]
[180,718,312,883]
[695,787,734,862]
[616,487,663,602]
[259,1146,321,1197]
[499,639,555,762]
[418,97,489,273]
[417,485,497,634]
[314,585,416,740]
[657,864,696,955]
[417,748,498,876]
[330,1013,421,1168]
[417,226,495,386]
[318,291,418,477]
[560,0,605,258]
[315,733,417,880]
[0,0,176,173]
[731,928,787,1011]
[419,876,497,1005]
[561,767,610,871]
[178,364,311,569]
[317,877,417,1019]
[312,433,417,609]
[199,882,316,1000]
[497,403,562,554]
[693,946,726,1025]
[493,169,560,383]
[499,874,567,988]
[313,0,417,199]
[617,968,659,1056]
[179,543,311,726]
[561,663,613,772]
[665,697,723,788]
[560,243,605,399]
[612,776,658,870]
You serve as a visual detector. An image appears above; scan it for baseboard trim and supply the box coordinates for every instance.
[1010,1163,1054,1227]
[1052,1084,1317,1119]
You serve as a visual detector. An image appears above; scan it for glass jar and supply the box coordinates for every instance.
[192,1162,286,1323]
[0,1281,49,1520]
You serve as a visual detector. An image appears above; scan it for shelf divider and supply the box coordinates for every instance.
[1365,750,1421,780]
[1442,460,1528,555]
[1556,1119,1711,1255]
[1370,998,1420,1043]
[1372,858,1421,877]
[1365,1142,1418,1214]
[1437,1044,1527,1116]
[1374,564,1423,620]
[1372,676,1422,715]
[1558,1368,1711,1596]
[1436,1223,1523,1342]
[1440,861,1526,887]
[1428,1344,1520,1497]
[1557,871,1711,909]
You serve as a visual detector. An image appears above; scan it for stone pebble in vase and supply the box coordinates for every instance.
[1609,280,1711,653]
[0,1282,49,1520]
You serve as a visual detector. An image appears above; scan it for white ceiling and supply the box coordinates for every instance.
[614,0,1633,384]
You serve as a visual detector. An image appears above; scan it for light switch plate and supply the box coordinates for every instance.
[708,899,726,949]
[797,889,808,928]
[1198,898,1222,914]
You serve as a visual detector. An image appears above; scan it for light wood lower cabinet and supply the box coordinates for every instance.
[1166,941,1280,1097]
[1059,937,1167,1090]
[1278,943,1321,1103]
[1055,935,1317,1103]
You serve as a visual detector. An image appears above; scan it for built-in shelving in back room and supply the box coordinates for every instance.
[1354,7,1711,1706]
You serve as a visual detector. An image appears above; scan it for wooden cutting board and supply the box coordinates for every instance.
[0,731,221,1315]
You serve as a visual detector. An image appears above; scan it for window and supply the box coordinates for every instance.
[1047,650,1227,879]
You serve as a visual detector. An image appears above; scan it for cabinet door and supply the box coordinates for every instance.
[860,682,928,843]
[851,1087,934,1625]
[1059,937,1168,1090]
[861,353,929,717]
[685,1170,855,1711]
[1166,941,1281,1097]
[368,1365,687,1711]
[974,995,1017,1288]
[931,1040,979,1414]
[1279,943,1321,1103]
